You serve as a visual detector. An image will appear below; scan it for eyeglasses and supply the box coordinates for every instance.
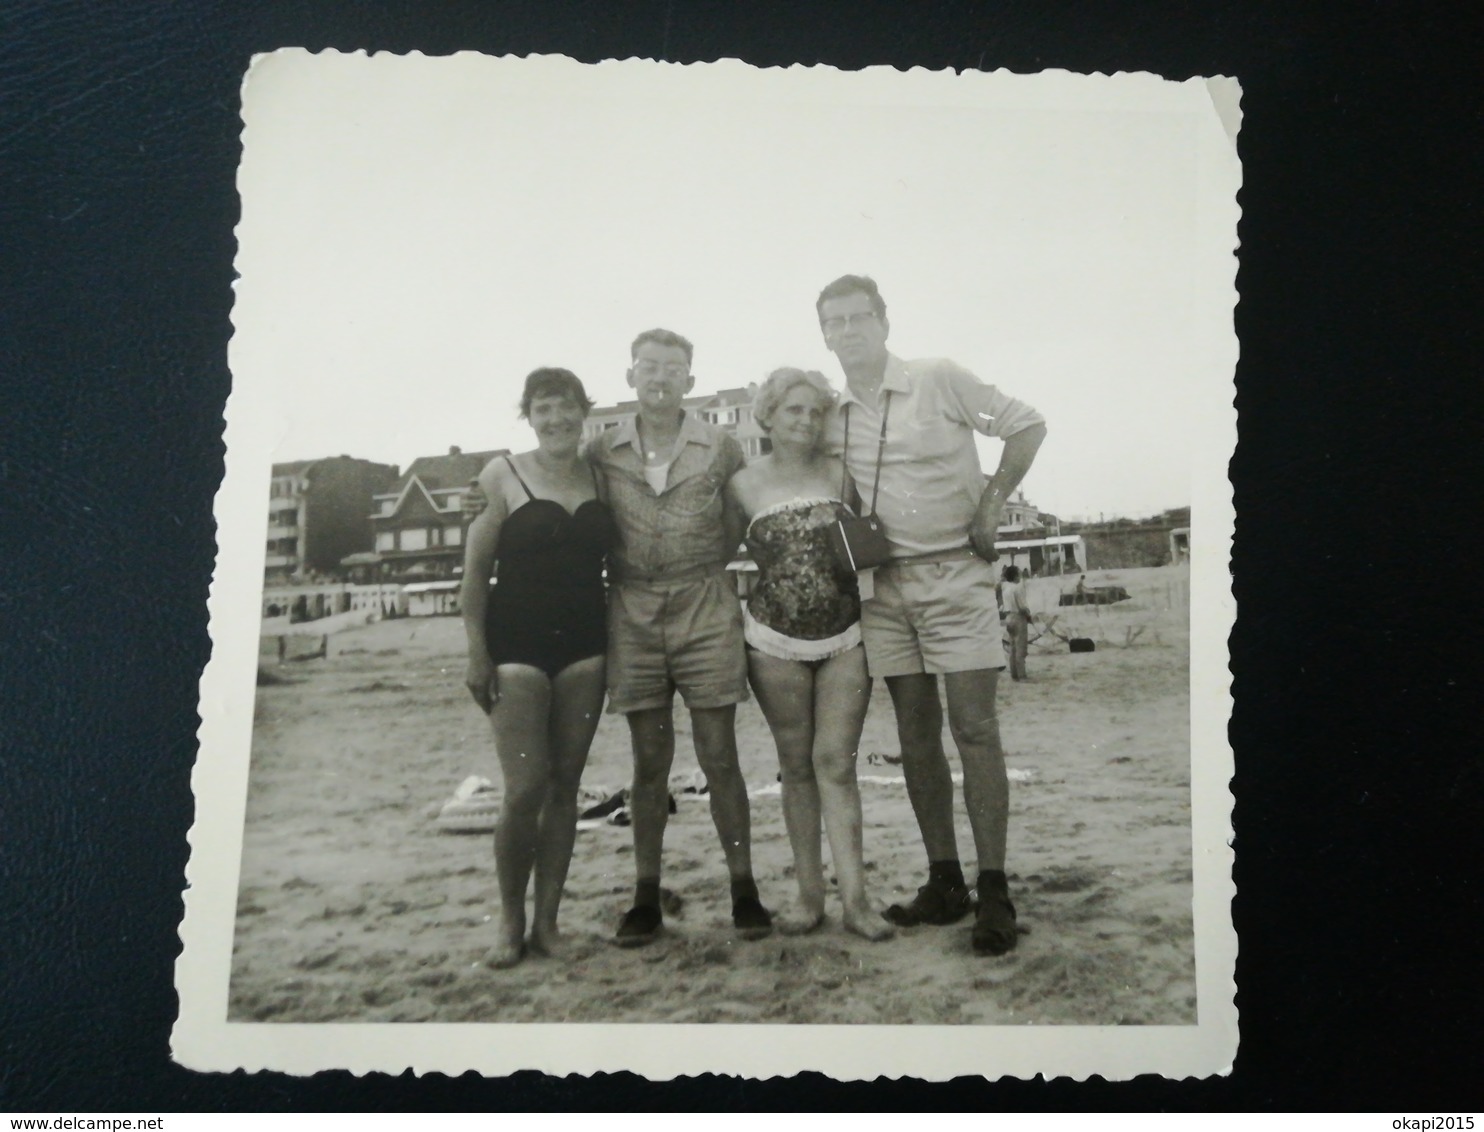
[820,311,880,336]
[631,360,690,378]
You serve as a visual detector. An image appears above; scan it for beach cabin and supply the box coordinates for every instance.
[993,533,1087,577]
[1169,526,1190,565]
[403,580,461,616]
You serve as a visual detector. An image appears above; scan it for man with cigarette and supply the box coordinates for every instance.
[586,328,772,947]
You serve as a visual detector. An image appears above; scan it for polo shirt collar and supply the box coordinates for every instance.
[612,409,711,452]
[839,353,911,407]
[676,409,714,448]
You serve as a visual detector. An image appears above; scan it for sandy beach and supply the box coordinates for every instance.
[228,565,1194,1026]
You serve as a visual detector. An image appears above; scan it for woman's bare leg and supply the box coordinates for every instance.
[486,665,553,968]
[747,649,825,932]
[529,656,606,955]
[812,647,893,941]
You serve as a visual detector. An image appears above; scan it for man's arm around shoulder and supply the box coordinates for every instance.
[717,431,747,558]
[581,432,606,466]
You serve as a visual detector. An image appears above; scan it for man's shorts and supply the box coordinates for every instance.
[860,553,1008,678]
[607,568,749,714]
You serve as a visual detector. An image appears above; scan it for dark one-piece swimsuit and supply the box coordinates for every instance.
[484,456,617,679]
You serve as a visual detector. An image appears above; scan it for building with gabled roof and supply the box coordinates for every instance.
[355,446,508,582]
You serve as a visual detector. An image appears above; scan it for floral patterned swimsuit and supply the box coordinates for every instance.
[743,498,862,664]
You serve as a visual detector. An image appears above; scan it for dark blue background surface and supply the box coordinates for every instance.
[2,0,1479,1111]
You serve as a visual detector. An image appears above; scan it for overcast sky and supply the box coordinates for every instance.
[233,55,1236,522]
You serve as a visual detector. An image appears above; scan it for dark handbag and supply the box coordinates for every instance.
[827,397,893,573]
[826,512,892,572]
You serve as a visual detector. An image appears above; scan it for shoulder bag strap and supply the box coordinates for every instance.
[840,403,853,503]
[866,392,891,517]
[841,394,892,517]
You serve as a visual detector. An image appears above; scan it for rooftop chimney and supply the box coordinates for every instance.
[449,445,462,456]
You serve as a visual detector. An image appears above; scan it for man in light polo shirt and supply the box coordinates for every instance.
[817,275,1047,956]
[586,328,772,947]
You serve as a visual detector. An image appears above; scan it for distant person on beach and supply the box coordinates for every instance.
[461,368,617,968]
[1001,565,1032,681]
[817,274,1047,956]
[586,329,772,947]
[1075,574,1087,605]
[726,367,894,942]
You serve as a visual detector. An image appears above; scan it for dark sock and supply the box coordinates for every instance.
[928,860,965,889]
[977,869,1009,900]
[634,877,661,910]
[730,874,760,905]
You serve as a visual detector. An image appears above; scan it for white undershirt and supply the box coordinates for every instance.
[643,459,672,494]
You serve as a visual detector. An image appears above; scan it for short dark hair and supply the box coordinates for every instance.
[816,274,887,322]
[630,328,695,366]
[1002,565,1021,582]
[519,367,593,418]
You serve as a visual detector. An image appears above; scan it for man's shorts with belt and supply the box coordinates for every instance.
[606,563,749,714]
[860,548,1009,678]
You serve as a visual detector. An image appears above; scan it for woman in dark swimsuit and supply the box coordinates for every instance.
[726,368,892,941]
[461,368,617,968]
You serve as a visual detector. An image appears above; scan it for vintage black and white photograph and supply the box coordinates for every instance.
[176,51,1239,1079]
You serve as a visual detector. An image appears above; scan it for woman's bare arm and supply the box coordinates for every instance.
[460,459,510,711]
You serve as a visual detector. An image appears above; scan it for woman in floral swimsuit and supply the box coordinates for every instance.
[726,368,892,941]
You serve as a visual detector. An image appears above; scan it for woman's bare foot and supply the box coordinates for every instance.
[843,903,896,942]
[775,904,827,936]
[527,924,563,958]
[485,918,527,969]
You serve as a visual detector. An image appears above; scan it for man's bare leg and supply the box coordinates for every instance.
[883,673,971,925]
[943,669,1008,869]
[943,667,1017,954]
[691,704,772,938]
[614,702,677,945]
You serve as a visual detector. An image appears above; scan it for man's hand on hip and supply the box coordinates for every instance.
[970,503,1002,561]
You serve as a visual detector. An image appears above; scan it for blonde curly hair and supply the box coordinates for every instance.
[752,367,838,433]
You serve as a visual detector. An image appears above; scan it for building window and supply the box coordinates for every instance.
[400,528,428,551]
[444,525,462,547]
[375,531,394,552]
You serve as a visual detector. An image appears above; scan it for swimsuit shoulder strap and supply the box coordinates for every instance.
[504,455,536,501]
